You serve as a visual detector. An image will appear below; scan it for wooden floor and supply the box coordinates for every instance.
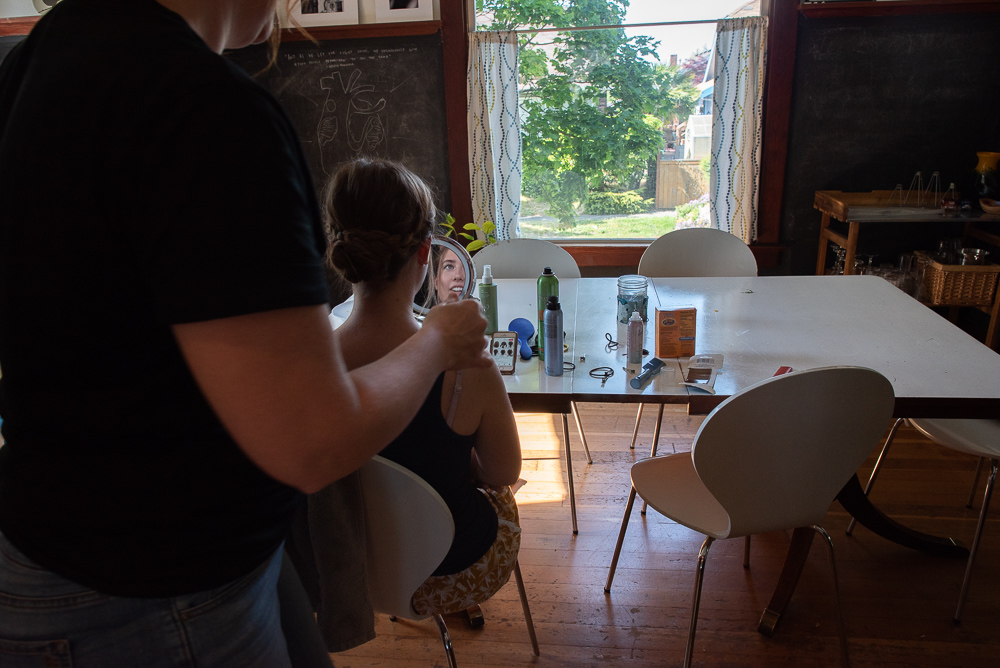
[334,404,1000,667]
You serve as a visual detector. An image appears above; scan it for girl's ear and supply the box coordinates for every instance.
[417,237,431,266]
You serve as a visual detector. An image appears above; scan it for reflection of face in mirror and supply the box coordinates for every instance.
[433,248,466,304]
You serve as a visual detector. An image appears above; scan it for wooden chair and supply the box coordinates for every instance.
[605,366,895,668]
[358,456,539,667]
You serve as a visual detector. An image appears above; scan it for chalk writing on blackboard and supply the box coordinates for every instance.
[228,33,451,212]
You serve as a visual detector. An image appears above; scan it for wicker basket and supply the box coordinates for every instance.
[917,253,1000,306]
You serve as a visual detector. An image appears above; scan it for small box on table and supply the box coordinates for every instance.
[654,307,696,358]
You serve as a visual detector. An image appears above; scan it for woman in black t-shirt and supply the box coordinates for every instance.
[0,2,490,665]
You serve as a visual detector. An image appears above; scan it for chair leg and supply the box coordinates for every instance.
[955,458,997,624]
[743,535,751,569]
[570,401,593,464]
[605,486,638,593]
[432,614,458,668]
[846,417,904,536]
[811,525,850,668]
[683,536,715,668]
[629,404,644,450]
[562,414,578,535]
[641,404,665,516]
[513,560,540,656]
[966,457,986,509]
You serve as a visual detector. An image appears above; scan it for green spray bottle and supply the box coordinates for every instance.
[478,264,498,335]
[537,267,559,361]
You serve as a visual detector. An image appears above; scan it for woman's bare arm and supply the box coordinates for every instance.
[173,300,490,493]
[468,365,522,488]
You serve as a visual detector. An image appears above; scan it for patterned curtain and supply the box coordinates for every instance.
[467,31,522,240]
[710,17,767,243]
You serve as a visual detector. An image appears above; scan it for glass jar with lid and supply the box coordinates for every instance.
[616,274,648,348]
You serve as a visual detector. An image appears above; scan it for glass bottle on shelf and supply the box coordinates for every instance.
[826,247,846,275]
[941,182,958,216]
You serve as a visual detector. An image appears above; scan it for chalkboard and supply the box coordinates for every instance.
[227,32,452,214]
[780,12,1000,275]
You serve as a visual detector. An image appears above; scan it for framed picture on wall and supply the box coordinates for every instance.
[285,0,359,28]
[374,0,433,23]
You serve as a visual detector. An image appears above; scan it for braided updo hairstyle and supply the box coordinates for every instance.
[325,158,436,285]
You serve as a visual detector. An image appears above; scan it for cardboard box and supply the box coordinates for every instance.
[654,307,696,358]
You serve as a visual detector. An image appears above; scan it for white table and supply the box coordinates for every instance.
[497,276,1000,541]
[497,275,1000,417]
[496,274,1000,633]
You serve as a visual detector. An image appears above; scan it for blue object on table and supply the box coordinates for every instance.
[508,318,534,360]
[630,358,666,390]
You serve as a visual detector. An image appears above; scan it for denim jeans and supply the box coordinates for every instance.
[0,531,291,668]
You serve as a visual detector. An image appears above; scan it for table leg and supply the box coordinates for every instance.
[837,475,968,557]
[563,413,578,535]
[761,474,970,638]
[843,222,859,275]
[986,293,1000,351]
[758,527,814,637]
[815,212,831,276]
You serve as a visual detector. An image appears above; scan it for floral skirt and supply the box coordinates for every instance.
[410,486,521,616]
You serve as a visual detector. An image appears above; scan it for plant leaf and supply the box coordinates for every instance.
[462,223,481,231]
[466,239,486,252]
[459,232,475,241]
[481,221,496,235]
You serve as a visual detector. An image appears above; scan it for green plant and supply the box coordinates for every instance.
[585,190,652,216]
[524,169,587,227]
[440,213,497,252]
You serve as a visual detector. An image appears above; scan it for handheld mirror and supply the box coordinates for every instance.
[414,235,477,317]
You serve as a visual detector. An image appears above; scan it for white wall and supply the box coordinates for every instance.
[0,0,43,18]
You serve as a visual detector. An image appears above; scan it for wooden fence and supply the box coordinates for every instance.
[655,159,707,210]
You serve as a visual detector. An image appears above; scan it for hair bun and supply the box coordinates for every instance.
[328,229,404,284]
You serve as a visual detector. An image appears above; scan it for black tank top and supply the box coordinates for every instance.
[378,373,498,575]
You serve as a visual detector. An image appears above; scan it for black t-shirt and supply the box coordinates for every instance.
[0,0,330,596]
[379,374,498,576]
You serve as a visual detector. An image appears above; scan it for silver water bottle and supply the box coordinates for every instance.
[543,295,563,376]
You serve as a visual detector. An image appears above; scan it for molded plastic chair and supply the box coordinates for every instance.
[358,456,539,667]
[605,366,895,668]
[630,228,759,457]
[473,238,582,281]
[846,417,1000,623]
[637,227,759,278]
[472,238,590,534]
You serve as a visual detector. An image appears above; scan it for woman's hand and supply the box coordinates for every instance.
[419,299,492,370]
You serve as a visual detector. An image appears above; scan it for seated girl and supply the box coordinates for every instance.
[325,158,522,615]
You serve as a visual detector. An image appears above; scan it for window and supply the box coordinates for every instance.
[475,0,760,242]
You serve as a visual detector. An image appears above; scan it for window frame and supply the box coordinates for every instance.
[464,0,784,268]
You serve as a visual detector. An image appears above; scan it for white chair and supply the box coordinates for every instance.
[604,366,895,668]
[630,228,759,455]
[473,238,581,281]
[358,456,539,667]
[846,417,1000,623]
[472,238,591,534]
[637,227,759,278]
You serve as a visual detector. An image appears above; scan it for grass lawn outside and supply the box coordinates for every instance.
[519,213,677,239]
[516,195,678,240]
